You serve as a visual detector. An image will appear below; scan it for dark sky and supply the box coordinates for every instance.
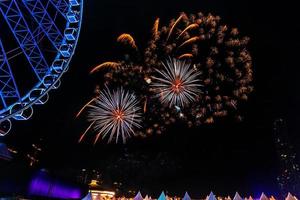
[1,0,299,198]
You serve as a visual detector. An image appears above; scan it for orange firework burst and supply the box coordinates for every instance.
[117,33,138,50]
[152,18,160,39]
[178,53,193,59]
[167,14,184,41]
[177,23,199,39]
[178,36,200,49]
[90,62,120,74]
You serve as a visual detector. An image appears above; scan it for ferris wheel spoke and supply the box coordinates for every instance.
[30,2,60,49]
[44,0,60,24]
[0,0,50,81]
[0,39,21,110]
[6,45,44,61]
[22,0,64,51]
[48,0,69,19]
[32,26,45,45]
[7,51,23,61]
[6,47,21,55]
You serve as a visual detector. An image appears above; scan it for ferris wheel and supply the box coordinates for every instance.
[0,0,83,136]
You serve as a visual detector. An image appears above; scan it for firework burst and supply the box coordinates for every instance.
[145,12,254,125]
[151,58,202,108]
[78,11,254,143]
[83,87,142,144]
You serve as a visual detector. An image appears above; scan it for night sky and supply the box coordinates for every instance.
[1,0,299,198]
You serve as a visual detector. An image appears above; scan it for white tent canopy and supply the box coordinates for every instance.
[259,193,269,200]
[286,193,297,200]
[144,195,149,200]
[183,192,191,200]
[225,196,232,200]
[207,192,217,200]
[233,192,243,200]
[134,191,144,200]
[158,191,166,200]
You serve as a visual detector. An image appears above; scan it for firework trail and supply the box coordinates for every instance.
[177,23,199,39]
[167,14,184,41]
[178,36,200,49]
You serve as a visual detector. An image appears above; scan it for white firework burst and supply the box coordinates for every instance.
[151,58,202,108]
[86,87,142,144]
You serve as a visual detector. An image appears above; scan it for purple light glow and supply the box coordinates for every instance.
[29,171,81,199]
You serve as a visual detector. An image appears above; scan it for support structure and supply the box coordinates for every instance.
[0,0,49,81]
[0,39,20,110]
[22,0,64,50]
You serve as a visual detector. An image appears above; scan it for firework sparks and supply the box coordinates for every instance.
[78,121,95,143]
[117,33,138,50]
[167,14,184,41]
[78,11,254,142]
[90,62,120,74]
[145,12,253,126]
[76,98,96,118]
[151,58,202,108]
[86,87,142,144]
[178,53,193,59]
[177,23,199,39]
[152,18,160,39]
[178,36,200,49]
